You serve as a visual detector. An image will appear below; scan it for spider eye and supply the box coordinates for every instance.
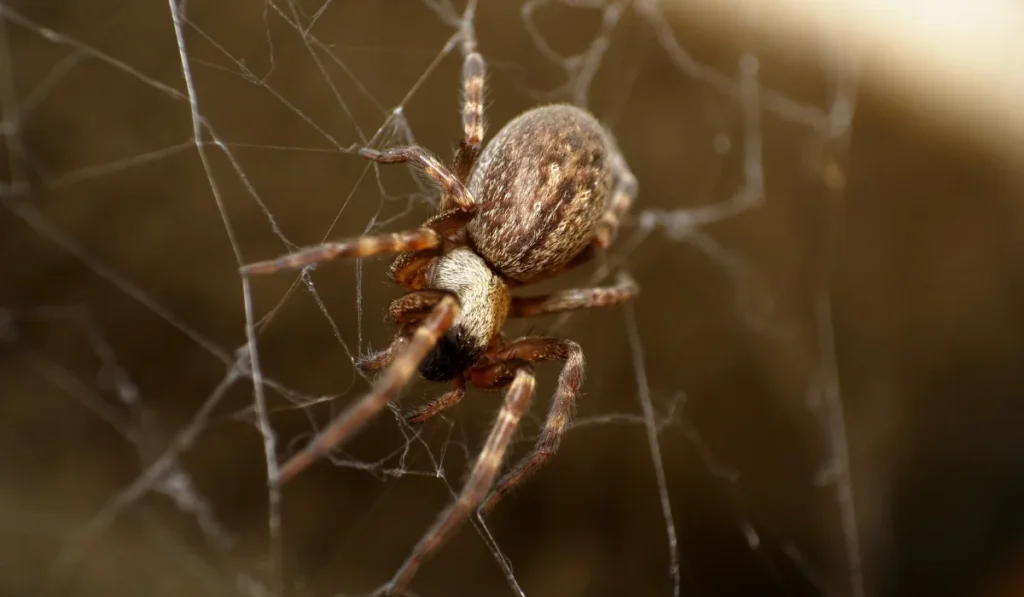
[419,326,481,382]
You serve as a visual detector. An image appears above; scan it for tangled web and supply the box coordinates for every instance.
[1,1,862,596]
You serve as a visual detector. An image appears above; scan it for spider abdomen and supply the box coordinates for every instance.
[467,104,612,283]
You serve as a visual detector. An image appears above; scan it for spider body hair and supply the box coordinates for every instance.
[467,104,612,283]
[419,248,509,381]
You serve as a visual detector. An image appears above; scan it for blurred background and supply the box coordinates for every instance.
[3,1,1024,596]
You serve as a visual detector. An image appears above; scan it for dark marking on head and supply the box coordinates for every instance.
[419,325,482,382]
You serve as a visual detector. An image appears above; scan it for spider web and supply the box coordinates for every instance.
[0,1,867,596]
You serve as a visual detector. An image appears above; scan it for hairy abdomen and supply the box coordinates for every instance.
[467,104,611,283]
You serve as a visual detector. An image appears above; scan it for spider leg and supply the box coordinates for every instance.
[354,337,407,373]
[385,365,536,595]
[477,338,585,515]
[593,130,638,249]
[240,228,440,276]
[356,290,448,374]
[389,252,437,290]
[387,206,477,291]
[404,377,466,425]
[277,295,460,483]
[359,146,475,212]
[510,272,638,317]
[388,290,447,324]
[453,51,486,182]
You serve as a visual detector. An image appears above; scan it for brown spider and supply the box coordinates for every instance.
[241,50,638,594]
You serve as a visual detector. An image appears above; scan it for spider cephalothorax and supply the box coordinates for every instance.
[419,247,509,381]
[241,49,638,595]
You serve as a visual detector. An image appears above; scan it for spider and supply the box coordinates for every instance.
[241,49,638,594]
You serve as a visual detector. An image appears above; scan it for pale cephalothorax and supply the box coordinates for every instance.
[419,247,510,381]
[240,46,639,596]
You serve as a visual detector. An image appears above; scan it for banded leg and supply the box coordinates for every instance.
[479,338,585,514]
[510,272,638,318]
[359,146,475,212]
[385,366,536,595]
[277,296,460,483]
[453,51,487,182]
[594,132,638,249]
[404,377,465,424]
[240,228,440,276]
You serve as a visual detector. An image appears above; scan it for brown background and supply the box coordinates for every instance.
[3,2,1024,597]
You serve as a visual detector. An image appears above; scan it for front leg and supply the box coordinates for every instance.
[360,146,475,212]
[241,228,441,276]
[354,335,409,374]
[453,51,487,182]
[280,295,461,483]
[355,290,450,373]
